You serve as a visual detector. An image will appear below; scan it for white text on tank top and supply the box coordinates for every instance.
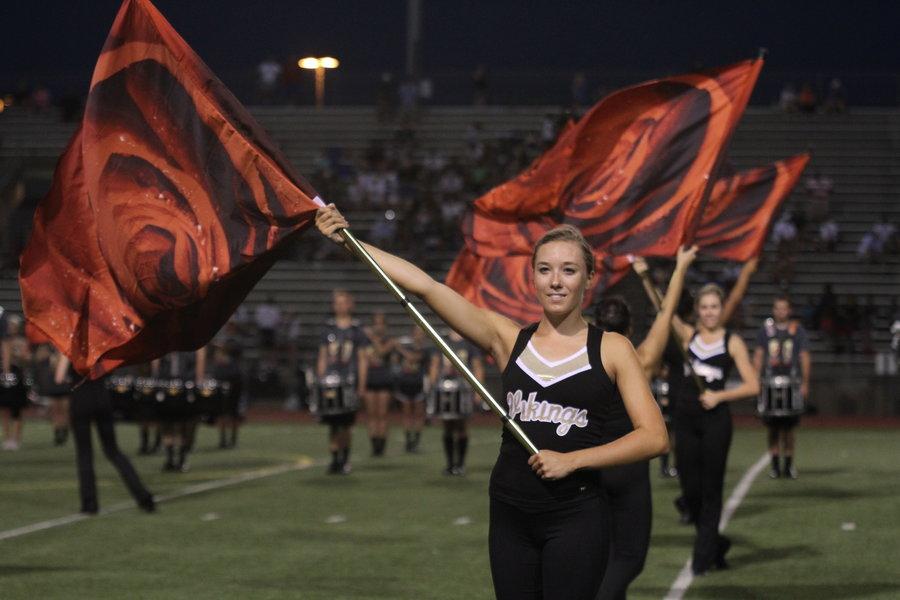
[508,340,591,437]
[686,335,726,383]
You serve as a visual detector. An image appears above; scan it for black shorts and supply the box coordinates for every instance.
[763,415,800,429]
[366,368,394,392]
[321,411,356,427]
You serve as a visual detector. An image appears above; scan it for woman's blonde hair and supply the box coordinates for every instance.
[531,225,595,277]
[695,283,725,308]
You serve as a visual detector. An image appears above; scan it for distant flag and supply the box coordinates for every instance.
[19,0,322,377]
[695,154,810,261]
[448,59,763,321]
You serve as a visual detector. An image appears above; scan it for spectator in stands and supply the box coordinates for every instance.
[818,217,840,252]
[370,210,399,249]
[472,64,489,105]
[376,72,397,122]
[823,78,847,114]
[254,295,282,350]
[797,83,817,114]
[771,213,798,287]
[398,77,419,124]
[856,218,896,263]
[778,82,798,112]
[804,171,834,226]
[571,72,589,110]
[256,56,282,104]
[30,85,52,112]
[873,214,898,255]
[813,283,837,333]
[891,317,900,357]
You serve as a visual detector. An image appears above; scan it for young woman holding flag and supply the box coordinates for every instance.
[317,204,667,600]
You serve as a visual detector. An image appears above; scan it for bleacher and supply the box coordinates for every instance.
[1,106,898,413]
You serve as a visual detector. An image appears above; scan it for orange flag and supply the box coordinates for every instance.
[449,60,763,321]
[19,0,322,377]
[696,154,810,261]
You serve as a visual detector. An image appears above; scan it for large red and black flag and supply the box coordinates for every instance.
[448,59,763,321]
[19,0,322,378]
[695,154,810,261]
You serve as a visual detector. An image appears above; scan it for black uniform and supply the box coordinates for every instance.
[757,318,808,428]
[319,319,367,426]
[672,331,735,575]
[364,330,395,392]
[595,376,651,600]
[69,370,154,513]
[394,337,428,401]
[489,324,612,600]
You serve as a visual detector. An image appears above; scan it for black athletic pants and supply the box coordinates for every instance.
[596,460,651,600]
[674,406,732,572]
[489,495,608,600]
[71,380,151,511]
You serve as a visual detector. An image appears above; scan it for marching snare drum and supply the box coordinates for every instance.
[311,373,358,416]
[757,375,804,417]
[106,374,135,420]
[427,377,473,420]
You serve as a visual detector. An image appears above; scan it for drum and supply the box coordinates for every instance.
[311,373,358,416]
[0,370,28,410]
[106,374,135,420]
[651,378,671,423]
[195,378,223,422]
[757,375,804,417]
[156,378,197,420]
[427,377,473,420]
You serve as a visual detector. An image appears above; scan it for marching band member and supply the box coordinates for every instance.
[753,295,810,479]
[1,314,31,451]
[317,290,368,474]
[669,283,759,576]
[317,206,667,600]
[363,311,396,456]
[428,329,484,476]
[592,246,696,599]
[394,325,429,453]
[56,356,155,514]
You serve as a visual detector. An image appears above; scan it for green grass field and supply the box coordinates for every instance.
[1,419,899,599]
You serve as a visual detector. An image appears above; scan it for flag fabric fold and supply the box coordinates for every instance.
[695,154,810,261]
[448,60,763,321]
[20,0,321,378]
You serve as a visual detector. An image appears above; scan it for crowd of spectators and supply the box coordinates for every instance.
[778,78,847,114]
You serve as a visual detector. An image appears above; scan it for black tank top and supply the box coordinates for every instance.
[676,330,734,415]
[489,324,616,511]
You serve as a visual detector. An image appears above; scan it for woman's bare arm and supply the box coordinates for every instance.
[721,257,758,325]
[636,246,697,375]
[317,205,520,367]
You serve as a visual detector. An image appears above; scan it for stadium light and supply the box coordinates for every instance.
[298,56,340,107]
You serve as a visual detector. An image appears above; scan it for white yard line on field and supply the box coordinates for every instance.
[663,452,770,600]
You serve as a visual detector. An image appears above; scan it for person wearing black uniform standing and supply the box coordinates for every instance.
[153,351,197,472]
[753,295,810,479]
[428,329,484,476]
[1,314,31,451]
[394,325,429,453]
[317,289,368,474]
[669,283,759,576]
[55,356,155,514]
[363,310,395,457]
[592,246,696,600]
[317,207,667,600]
[658,258,757,526]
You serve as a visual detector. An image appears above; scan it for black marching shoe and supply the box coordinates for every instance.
[138,494,156,513]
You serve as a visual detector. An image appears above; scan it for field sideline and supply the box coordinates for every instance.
[1,420,899,599]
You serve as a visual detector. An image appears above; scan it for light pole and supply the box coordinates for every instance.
[298,56,340,108]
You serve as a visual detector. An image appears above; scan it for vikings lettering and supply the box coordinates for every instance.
[506,390,588,436]
[687,360,724,383]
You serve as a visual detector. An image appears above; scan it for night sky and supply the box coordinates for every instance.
[2,1,898,97]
